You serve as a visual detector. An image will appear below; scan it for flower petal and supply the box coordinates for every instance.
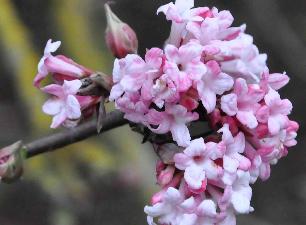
[66,95,81,119]
[42,98,63,115]
[171,123,191,147]
[221,94,238,116]
[236,111,258,129]
[50,110,67,128]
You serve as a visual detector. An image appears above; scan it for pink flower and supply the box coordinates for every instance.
[207,34,267,83]
[259,128,296,162]
[115,92,149,124]
[221,78,264,129]
[182,200,219,225]
[196,60,233,113]
[42,80,99,128]
[151,74,180,108]
[174,138,223,189]
[220,45,267,84]
[110,48,163,101]
[144,187,196,225]
[267,72,290,90]
[284,120,299,147]
[244,142,272,183]
[186,8,244,45]
[260,68,290,91]
[157,0,205,46]
[110,54,146,96]
[157,0,195,23]
[163,40,206,92]
[256,89,292,135]
[34,39,92,87]
[219,170,253,214]
[218,124,251,185]
[104,4,138,58]
[146,104,199,147]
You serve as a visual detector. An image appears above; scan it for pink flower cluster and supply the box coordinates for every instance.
[109,0,298,224]
[34,40,100,128]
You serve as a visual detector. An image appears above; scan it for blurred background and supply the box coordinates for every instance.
[0,0,305,224]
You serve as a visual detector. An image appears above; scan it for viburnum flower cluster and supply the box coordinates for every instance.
[109,0,299,224]
[29,1,299,224]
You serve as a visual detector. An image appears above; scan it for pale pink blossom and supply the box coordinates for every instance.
[220,45,267,84]
[267,72,290,90]
[259,128,296,162]
[150,74,179,108]
[144,187,196,225]
[146,104,199,147]
[245,120,298,183]
[207,34,267,83]
[218,124,251,185]
[219,170,253,214]
[157,0,205,46]
[174,138,223,189]
[186,8,244,45]
[183,200,219,225]
[34,39,92,87]
[157,0,195,24]
[260,68,290,91]
[256,89,292,135]
[42,80,99,128]
[221,78,264,129]
[244,142,272,183]
[163,40,206,92]
[196,60,233,113]
[110,48,163,101]
[115,92,149,124]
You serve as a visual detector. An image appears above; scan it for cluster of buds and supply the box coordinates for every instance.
[108,0,299,225]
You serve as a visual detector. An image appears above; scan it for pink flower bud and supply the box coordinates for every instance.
[0,141,24,183]
[104,4,138,58]
[34,39,93,88]
[155,160,166,176]
[157,165,175,186]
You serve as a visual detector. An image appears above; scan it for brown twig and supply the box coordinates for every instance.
[24,110,127,158]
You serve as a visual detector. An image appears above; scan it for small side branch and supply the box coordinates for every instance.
[25,110,127,158]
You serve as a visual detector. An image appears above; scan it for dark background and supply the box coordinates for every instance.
[0,0,305,224]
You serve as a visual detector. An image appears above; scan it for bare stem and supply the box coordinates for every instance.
[24,110,127,158]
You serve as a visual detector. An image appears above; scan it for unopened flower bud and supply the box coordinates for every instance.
[104,3,138,58]
[157,165,175,186]
[0,141,24,183]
